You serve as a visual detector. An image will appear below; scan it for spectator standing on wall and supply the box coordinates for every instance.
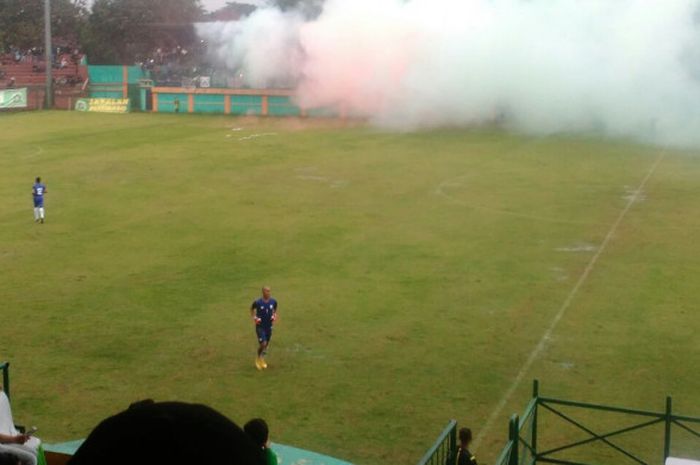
[244,419,278,465]
[447,427,477,465]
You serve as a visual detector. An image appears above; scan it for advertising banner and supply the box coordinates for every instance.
[75,98,130,113]
[0,88,28,109]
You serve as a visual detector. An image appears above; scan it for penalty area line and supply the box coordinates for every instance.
[472,149,667,451]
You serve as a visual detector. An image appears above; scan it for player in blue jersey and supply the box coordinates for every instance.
[250,286,278,370]
[32,176,47,223]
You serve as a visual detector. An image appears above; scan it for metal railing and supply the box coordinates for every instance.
[495,380,700,465]
[418,420,457,465]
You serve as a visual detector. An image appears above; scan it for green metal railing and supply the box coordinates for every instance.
[417,420,457,465]
[494,380,700,465]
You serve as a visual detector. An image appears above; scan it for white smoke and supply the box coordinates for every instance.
[198,8,305,88]
[197,0,700,146]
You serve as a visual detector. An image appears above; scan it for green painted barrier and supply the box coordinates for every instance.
[44,440,353,465]
[87,65,148,108]
[159,93,189,113]
[231,94,262,115]
[193,94,225,113]
[268,96,301,117]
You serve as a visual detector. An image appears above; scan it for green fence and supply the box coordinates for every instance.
[153,93,304,115]
[494,380,700,465]
[231,94,262,115]
[158,93,189,113]
[268,96,302,116]
[87,65,148,108]
[151,87,339,117]
[421,381,700,465]
[417,420,457,465]
[193,94,225,113]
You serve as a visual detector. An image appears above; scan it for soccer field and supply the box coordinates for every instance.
[1,111,699,464]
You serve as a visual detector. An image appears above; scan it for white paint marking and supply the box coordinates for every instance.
[295,166,318,173]
[295,168,349,189]
[555,243,598,253]
[23,146,44,159]
[238,132,277,141]
[296,175,328,182]
[472,150,666,451]
[549,266,569,282]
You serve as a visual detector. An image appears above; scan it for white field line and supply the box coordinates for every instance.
[472,150,667,451]
[238,132,277,141]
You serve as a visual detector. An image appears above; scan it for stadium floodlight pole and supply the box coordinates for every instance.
[44,0,53,109]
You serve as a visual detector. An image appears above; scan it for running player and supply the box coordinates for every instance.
[250,286,278,370]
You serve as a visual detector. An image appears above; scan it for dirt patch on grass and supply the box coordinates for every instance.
[226,116,366,132]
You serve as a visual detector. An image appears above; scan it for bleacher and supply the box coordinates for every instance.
[0,56,88,110]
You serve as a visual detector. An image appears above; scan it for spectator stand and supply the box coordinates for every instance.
[0,49,88,110]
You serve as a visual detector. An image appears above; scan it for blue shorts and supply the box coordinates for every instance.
[256,326,272,343]
[33,197,43,208]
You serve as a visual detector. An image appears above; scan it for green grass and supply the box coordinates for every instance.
[1,112,699,464]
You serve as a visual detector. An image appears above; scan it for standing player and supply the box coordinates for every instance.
[250,286,278,370]
[32,176,47,223]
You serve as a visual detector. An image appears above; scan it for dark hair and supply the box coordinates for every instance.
[244,418,269,447]
[35,177,41,183]
[0,452,19,465]
[458,427,472,444]
[67,401,263,465]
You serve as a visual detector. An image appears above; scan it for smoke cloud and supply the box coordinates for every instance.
[197,0,700,146]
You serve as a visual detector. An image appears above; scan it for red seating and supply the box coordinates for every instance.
[0,59,85,89]
[0,58,88,109]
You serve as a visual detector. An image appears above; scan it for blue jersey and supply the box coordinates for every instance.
[251,298,277,328]
[33,183,46,198]
[32,182,46,207]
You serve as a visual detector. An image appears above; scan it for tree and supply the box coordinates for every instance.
[206,2,257,21]
[267,0,323,18]
[81,0,204,64]
[0,0,87,51]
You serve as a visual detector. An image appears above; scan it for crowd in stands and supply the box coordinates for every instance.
[137,41,275,89]
[136,41,228,88]
[2,40,294,91]
[2,45,83,68]
[1,45,85,89]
